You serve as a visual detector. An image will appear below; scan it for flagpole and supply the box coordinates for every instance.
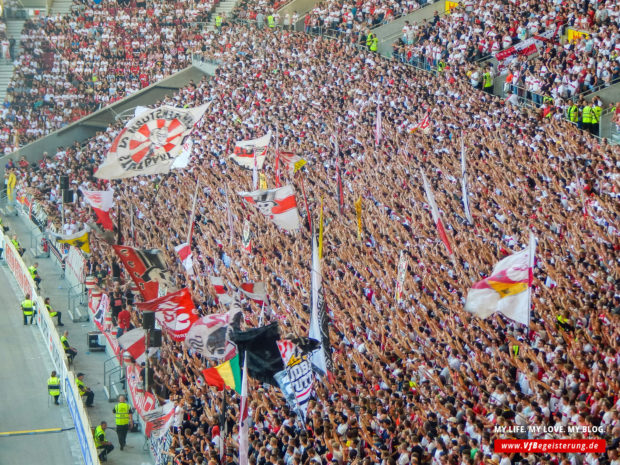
[187,177,200,245]
[299,173,312,232]
[116,204,122,245]
[526,231,536,336]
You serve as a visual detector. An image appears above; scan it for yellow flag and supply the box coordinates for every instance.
[318,197,324,260]
[293,159,307,172]
[355,196,362,241]
[57,231,91,254]
[259,173,267,190]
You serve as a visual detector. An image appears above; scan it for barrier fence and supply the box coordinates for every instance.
[2,235,100,465]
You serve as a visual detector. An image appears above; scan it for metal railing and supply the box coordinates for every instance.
[103,356,126,402]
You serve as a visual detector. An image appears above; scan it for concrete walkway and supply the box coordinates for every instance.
[1,210,153,465]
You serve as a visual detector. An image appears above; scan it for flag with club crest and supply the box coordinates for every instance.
[465,232,536,326]
[230,133,272,170]
[135,288,199,341]
[209,276,233,305]
[277,340,315,422]
[239,186,301,232]
[95,104,209,179]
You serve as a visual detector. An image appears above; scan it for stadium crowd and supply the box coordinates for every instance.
[7,20,620,465]
[0,0,618,154]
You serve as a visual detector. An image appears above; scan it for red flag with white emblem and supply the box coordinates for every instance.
[135,288,198,341]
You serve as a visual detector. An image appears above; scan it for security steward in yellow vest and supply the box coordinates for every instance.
[215,14,223,30]
[267,14,275,28]
[48,370,61,405]
[21,293,35,325]
[482,70,494,94]
[11,234,25,256]
[76,372,94,407]
[366,32,375,51]
[61,330,78,362]
[94,421,114,462]
[567,103,579,124]
[370,35,378,52]
[28,262,41,290]
[591,100,602,136]
[581,103,593,133]
[45,297,64,326]
[113,395,133,450]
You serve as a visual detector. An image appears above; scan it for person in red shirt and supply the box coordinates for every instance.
[116,306,132,338]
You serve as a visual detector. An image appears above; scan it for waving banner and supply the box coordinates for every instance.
[113,246,175,301]
[136,288,199,341]
[239,185,301,232]
[95,104,209,179]
[184,295,242,360]
[143,402,176,439]
[229,132,272,170]
[277,340,315,422]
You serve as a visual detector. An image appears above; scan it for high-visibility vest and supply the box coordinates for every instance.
[94,425,106,448]
[437,61,446,72]
[46,303,58,318]
[11,238,19,248]
[366,32,375,47]
[114,402,131,425]
[48,376,61,396]
[61,335,70,350]
[267,15,275,27]
[582,105,592,123]
[28,266,37,279]
[215,15,222,27]
[592,105,602,124]
[567,105,579,122]
[512,345,519,356]
[483,72,493,88]
[557,314,568,325]
[77,378,87,396]
[370,37,378,52]
[21,299,34,315]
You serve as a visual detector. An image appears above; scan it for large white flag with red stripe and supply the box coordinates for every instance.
[229,132,272,170]
[81,189,115,231]
[421,170,453,255]
[239,185,301,232]
[209,276,233,305]
[95,104,209,179]
[465,232,536,326]
[118,328,150,364]
[240,282,267,305]
[174,243,193,275]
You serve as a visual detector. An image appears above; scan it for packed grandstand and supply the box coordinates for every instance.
[2,0,620,464]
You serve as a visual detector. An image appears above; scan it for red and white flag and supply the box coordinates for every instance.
[239,355,250,465]
[465,232,536,326]
[421,170,453,255]
[184,308,239,360]
[81,189,114,231]
[240,282,267,305]
[241,220,252,252]
[375,105,382,146]
[174,243,193,275]
[143,402,176,439]
[209,276,233,305]
[118,328,149,364]
[229,132,271,170]
[411,112,431,134]
[239,185,301,232]
[278,152,306,176]
[136,288,198,341]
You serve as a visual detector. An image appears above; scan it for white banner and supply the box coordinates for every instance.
[65,246,86,287]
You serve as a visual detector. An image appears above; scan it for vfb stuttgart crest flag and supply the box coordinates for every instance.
[95,104,209,179]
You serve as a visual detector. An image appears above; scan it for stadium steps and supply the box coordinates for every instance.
[0,19,24,102]
[205,0,239,31]
[50,0,74,15]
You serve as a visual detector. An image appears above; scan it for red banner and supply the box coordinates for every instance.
[135,288,198,341]
[113,246,174,301]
